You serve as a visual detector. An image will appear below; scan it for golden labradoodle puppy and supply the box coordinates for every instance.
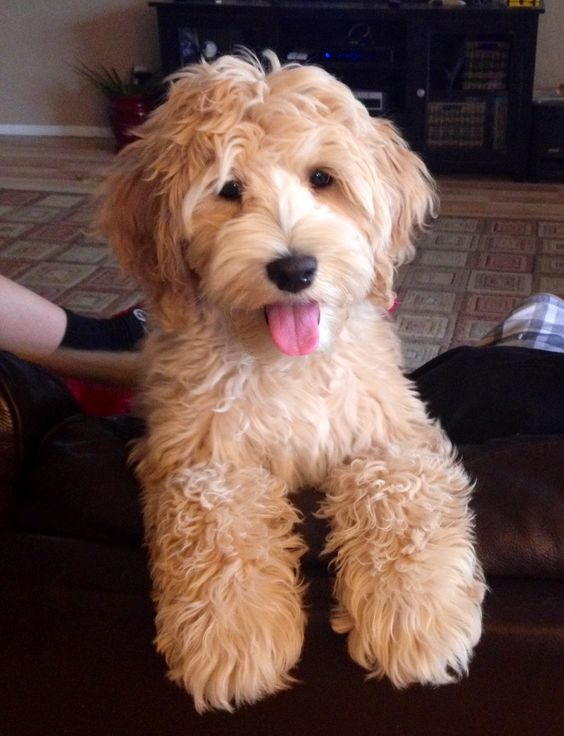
[98,52,485,713]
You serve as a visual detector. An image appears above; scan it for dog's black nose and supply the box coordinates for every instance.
[266,255,318,293]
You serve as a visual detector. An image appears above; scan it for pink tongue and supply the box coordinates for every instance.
[265,302,320,356]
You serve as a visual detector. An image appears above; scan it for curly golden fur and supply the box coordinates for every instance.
[98,52,485,713]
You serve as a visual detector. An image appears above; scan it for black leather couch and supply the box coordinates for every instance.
[1,347,563,736]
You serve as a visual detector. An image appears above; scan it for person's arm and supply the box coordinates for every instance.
[0,274,67,360]
[0,275,141,387]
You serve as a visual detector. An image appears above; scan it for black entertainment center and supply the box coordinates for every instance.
[150,1,545,178]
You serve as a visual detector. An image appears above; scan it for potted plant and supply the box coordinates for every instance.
[75,63,160,149]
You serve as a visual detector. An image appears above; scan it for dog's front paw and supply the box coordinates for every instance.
[155,578,306,712]
[333,566,485,687]
[322,446,486,688]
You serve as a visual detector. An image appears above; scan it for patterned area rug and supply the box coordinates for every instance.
[395,215,564,369]
[1,186,564,371]
[0,188,143,317]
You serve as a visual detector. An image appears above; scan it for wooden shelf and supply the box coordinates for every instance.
[150,1,544,178]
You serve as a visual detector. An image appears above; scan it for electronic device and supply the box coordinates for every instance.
[353,90,388,115]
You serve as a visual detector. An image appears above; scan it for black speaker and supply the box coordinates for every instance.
[529,99,564,181]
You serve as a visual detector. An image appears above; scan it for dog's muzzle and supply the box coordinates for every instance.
[266,254,318,294]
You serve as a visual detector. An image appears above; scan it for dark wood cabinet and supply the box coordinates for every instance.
[150,1,544,178]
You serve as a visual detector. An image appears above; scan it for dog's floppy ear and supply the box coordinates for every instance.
[368,118,437,308]
[96,60,230,326]
[96,135,196,327]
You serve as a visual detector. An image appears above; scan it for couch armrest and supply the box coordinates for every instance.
[0,351,80,516]
[462,435,564,579]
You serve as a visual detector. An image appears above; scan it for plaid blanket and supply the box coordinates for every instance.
[480,293,564,352]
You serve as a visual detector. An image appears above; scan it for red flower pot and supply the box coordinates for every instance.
[108,95,152,150]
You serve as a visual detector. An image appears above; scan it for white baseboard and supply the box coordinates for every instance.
[0,124,113,138]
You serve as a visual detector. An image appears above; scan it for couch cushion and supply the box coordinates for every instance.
[411,346,564,444]
[462,435,564,578]
[11,414,145,546]
[0,351,80,517]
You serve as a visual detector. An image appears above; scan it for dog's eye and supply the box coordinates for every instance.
[309,169,334,189]
[219,180,243,200]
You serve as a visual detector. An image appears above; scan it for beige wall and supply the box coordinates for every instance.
[535,0,564,91]
[0,1,562,132]
[1,0,159,130]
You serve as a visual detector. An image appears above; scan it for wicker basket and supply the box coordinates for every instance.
[426,100,487,149]
[462,40,510,91]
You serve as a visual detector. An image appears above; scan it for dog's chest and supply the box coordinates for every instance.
[145,315,408,489]
[209,356,379,488]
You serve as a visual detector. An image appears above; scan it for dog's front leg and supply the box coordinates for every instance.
[320,442,485,688]
[145,462,306,712]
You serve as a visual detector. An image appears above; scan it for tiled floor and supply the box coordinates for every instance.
[0,136,114,193]
[438,175,564,221]
[1,136,564,369]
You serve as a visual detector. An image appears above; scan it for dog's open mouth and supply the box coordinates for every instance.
[264,302,320,357]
